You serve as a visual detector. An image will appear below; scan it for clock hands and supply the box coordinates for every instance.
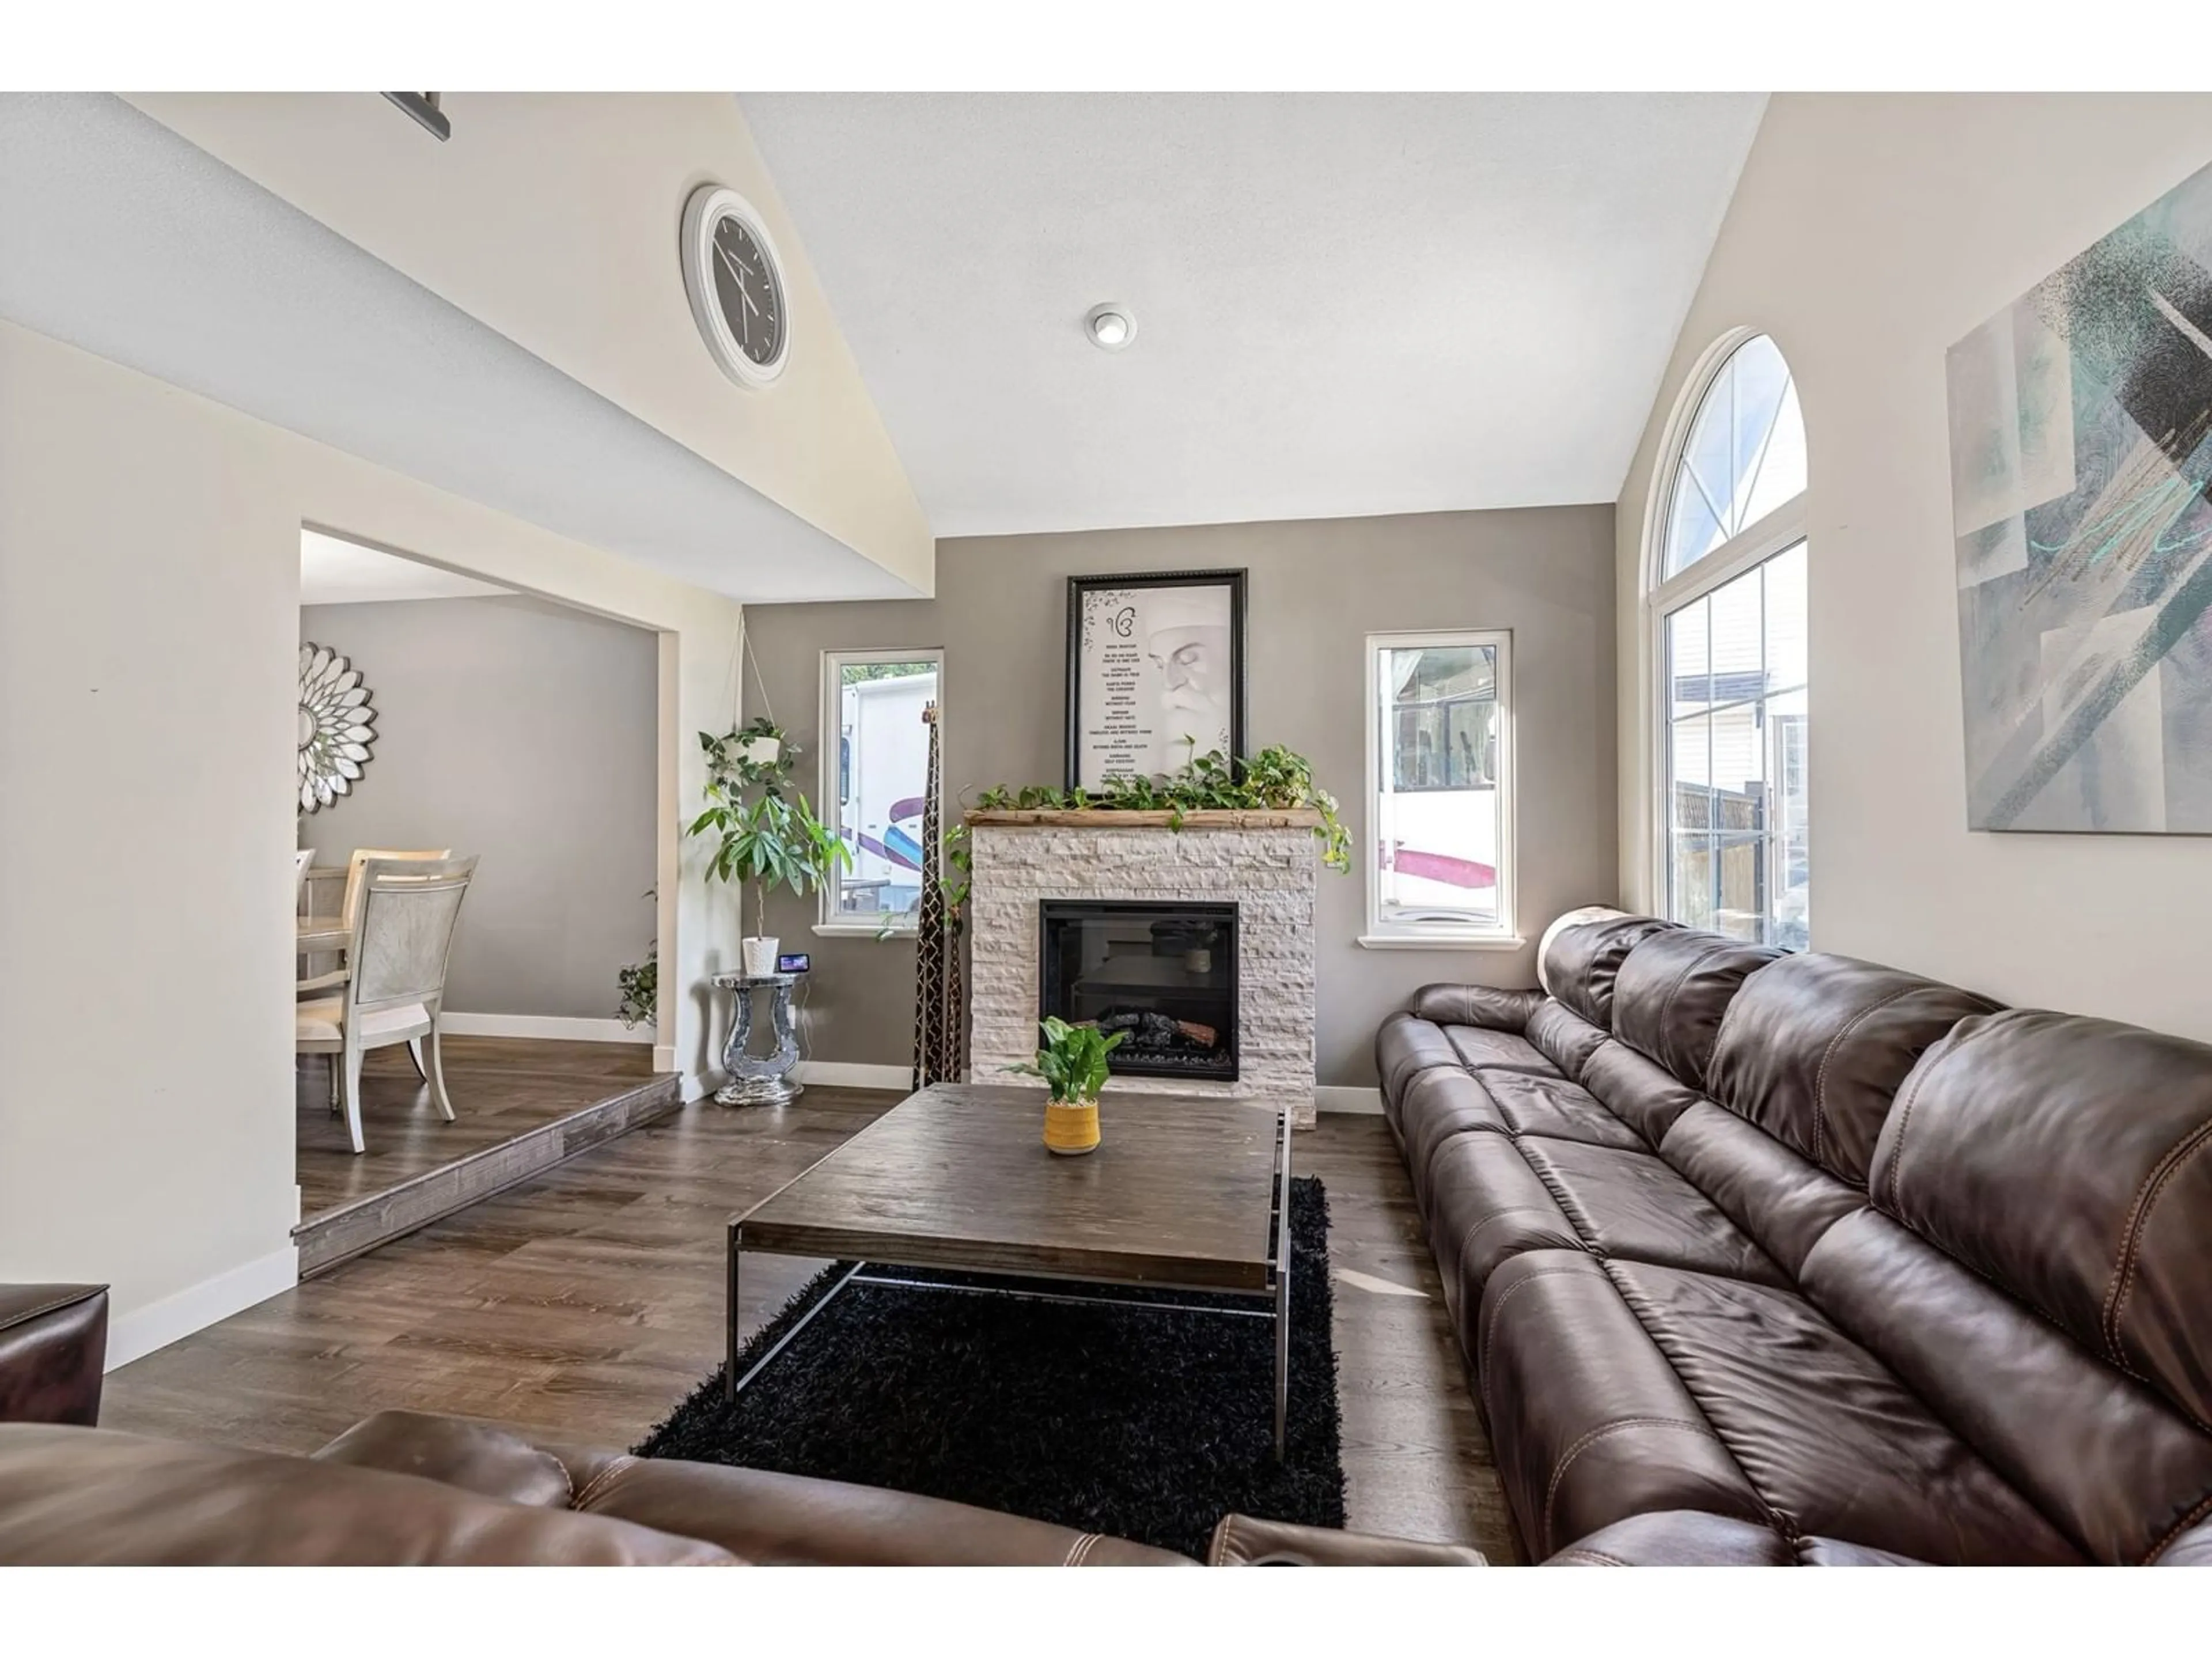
[711,240,767,347]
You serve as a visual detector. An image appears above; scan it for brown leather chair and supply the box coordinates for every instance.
[1377,910,2212,1566]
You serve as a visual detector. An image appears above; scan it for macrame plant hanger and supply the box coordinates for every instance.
[910,702,965,1088]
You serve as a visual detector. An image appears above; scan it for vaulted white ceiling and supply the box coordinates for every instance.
[740,93,1767,537]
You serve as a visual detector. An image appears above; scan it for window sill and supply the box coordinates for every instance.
[1357,933,1525,952]
[811,922,918,940]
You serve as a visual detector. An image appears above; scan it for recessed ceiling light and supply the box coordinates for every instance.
[1085,303,1136,351]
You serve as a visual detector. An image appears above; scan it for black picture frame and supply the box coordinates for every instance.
[1063,567,1248,790]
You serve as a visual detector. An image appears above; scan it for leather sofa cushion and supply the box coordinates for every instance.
[1609,928,1783,1090]
[1444,1025,1555,1077]
[1604,1257,2080,1565]
[1541,914,1678,1031]
[1578,1037,1705,1145]
[1426,1132,1586,1326]
[1477,1071,1649,1153]
[1476,1252,1769,1556]
[0,1425,737,1565]
[1706,952,1997,1186]
[1871,1007,2212,1427]
[1514,1137,1789,1288]
[1207,1513,1485,1566]
[1801,1209,2212,1565]
[1659,1103,1866,1277]
[1394,1068,1511,1216]
[1525,1000,1611,1081]
[1376,1012,1467,1108]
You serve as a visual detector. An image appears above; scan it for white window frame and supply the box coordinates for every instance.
[1641,327,1809,935]
[816,646,944,938]
[1360,628,1518,950]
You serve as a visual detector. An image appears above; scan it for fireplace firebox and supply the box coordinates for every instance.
[1037,900,1238,1082]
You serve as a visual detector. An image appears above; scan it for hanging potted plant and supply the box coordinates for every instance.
[690,717,849,976]
[1007,1016,1126,1156]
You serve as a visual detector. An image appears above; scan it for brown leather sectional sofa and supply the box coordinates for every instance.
[0,1282,1478,1566]
[1377,909,2212,1566]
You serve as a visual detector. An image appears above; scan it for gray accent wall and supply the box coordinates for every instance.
[299,594,657,1022]
[743,507,1618,1087]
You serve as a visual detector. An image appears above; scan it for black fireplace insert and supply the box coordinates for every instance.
[1037,899,1238,1082]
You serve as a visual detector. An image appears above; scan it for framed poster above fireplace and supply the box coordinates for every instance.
[1064,568,1247,789]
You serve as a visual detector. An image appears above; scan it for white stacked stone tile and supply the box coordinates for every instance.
[967,823,1319,1128]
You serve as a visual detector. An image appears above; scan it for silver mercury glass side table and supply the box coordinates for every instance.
[710,971,804,1107]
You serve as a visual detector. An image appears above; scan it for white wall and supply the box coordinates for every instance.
[298,596,659,1026]
[0,321,747,1363]
[124,92,933,593]
[1616,93,2212,1037]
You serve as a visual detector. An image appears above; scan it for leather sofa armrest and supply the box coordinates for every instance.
[0,1285,108,1427]
[1406,984,1545,1033]
[316,1410,1193,1566]
[1541,1510,1796,1565]
[1207,1514,1485,1566]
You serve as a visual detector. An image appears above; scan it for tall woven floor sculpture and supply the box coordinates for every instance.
[910,702,965,1089]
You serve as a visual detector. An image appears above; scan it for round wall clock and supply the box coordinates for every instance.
[680,183,791,389]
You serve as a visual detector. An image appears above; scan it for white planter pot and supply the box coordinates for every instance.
[741,935,781,977]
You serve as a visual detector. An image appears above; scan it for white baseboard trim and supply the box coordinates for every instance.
[653,1044,679,1074]
[793,1060,912,1090]
[681,1071,716,1104]
[438,1013,652,1044]
[1315,1085,1385,1116]
[105,1244,299,1371]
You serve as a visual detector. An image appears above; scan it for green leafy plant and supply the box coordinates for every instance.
[972,744,1351,872]
[1006,1015,1126,1105]
[616,888,657,1029]
[688,717,851,939]
[616,945,657,1029]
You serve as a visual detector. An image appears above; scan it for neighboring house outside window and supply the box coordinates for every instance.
[818,649,942,935]
[1363,629,1516,948]
[1649,332,1809,949]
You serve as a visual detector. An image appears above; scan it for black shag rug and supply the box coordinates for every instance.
[638,1176,1345,1559]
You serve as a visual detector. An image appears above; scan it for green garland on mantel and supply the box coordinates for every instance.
[972,746,1351,873]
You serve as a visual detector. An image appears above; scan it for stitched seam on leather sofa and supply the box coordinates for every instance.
[1456,1207,1585,1282]
[1514,1142,1602,1244]
[1546,1547,1630,1566]
[1645,946,1724,1077]
[1878,1025,1969,1217]
[1596,1260,1792,1541]
[1206,1518,1237,1566]
[1064,1532,1102,1567]
[0,1289,101,1332]
[1705,976,1763,1097]
[2103,1115,2212,1367]
[2144,1489,2212,1565]
[1475,1264,1604,1392]
[1807,984,1918,1181]
[569,1456,637,1512]
[1540,1417,1719,1555]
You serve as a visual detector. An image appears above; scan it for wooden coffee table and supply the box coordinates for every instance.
[726,1082,1295,1456]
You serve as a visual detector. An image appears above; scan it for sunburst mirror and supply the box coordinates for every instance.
[298,643,378,812]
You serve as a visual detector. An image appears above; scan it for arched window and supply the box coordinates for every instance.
[1649,332,1808,949]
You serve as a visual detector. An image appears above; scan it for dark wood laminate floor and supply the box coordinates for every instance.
[296,1037,662,1219]
[111,1092,1514,1558]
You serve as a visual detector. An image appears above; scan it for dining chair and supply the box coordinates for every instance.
[293,848,315,906]
[340,846,452,930]
[296,855,478,1156]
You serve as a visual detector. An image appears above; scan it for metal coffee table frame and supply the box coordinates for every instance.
[726,1108,1294,1457]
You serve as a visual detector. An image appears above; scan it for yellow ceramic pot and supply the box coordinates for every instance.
[1042,1097,1101,1156]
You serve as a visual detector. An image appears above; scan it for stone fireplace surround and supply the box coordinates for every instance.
[966,809,1321,1129]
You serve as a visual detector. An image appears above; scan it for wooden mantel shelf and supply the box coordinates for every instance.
[964,808,1324,830]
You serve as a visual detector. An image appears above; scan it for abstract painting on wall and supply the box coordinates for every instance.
[1946,160,2212,832]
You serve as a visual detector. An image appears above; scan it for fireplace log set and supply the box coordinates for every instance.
[1076,1010,1220,1053]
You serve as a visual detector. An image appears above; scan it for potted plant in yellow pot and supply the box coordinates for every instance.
[1009,1016,1126,1156]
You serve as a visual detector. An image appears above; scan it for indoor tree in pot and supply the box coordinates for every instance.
[690,717,849,976]
[1008,1016,1127,1156]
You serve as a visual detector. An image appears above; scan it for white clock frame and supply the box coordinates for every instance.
[680,183,791,390]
